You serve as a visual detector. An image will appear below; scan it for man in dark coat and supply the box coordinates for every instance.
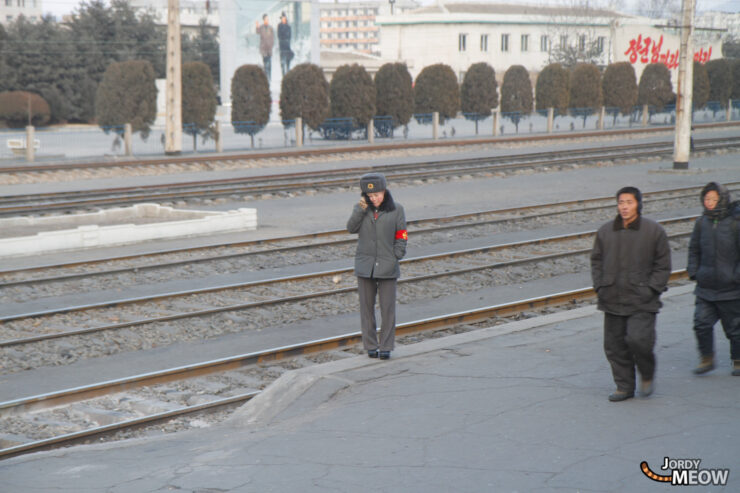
[347,173,407,360]
[687,182,740,376]
[590,186,672,401]
[277,12,292,76]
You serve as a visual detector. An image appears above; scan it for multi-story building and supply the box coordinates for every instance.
[319,0,417,55]
[0,0,42,25]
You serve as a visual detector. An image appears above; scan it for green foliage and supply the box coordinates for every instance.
[569,63,602,110]
[535,63,569,114]
[182,61,217,138]
[231,64,271,138]
[280,63,329,130]
[602,62,637,115]
[500,65,533,114]
[413,63,460,124]
[732,59,740,100]
[329,64,376,126]
[637,63,674,111]
[374,63,413,127]
[182,19,220,89]
[95,60,157,137]
[705,59,732,107]
[693,61,710,109]
[460,62,498,118]
[0,91,51,127]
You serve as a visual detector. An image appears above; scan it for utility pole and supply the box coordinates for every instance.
[165,0,182,155]
[673,0,695,170]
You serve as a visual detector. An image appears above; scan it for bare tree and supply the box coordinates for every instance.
[636,0,680,19]
[545,0,617,68]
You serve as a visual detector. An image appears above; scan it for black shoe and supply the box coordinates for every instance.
[368,350,378,358]
[379,351,390,360]
[608,390,634,402]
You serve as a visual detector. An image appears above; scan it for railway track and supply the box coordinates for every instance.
[1,136,738,216]
[0,271,689,460]
[0,215,695,376]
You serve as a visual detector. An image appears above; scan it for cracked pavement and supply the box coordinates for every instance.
[1,285,737,492]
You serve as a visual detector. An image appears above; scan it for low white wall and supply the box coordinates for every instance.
[0,204,257,258]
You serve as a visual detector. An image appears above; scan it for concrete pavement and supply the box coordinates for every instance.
[1,285,737,492]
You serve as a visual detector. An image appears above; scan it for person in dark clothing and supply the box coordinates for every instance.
[591,186,672,401]
[277,12,292,76]
[687,182,740,376]
[255,14,274,78]
[347,173,407,360]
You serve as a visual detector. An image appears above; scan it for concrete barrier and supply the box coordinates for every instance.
[0,203,257,257]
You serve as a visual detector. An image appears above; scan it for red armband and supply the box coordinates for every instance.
[395,229,408,240]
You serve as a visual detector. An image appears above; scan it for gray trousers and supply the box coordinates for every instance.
[357,277,397,351]
[603,311,656,393]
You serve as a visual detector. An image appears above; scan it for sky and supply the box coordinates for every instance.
[41,0,740,19]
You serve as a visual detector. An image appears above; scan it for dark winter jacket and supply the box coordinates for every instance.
[347,190,407,279]
[277,22,291,52]
[590,215,672,315]
[687,182,740,301]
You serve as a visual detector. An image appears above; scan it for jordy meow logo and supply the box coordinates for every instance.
[641,457,730,486]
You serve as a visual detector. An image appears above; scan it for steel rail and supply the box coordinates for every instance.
[0,216,695,324]
[0,120,737,175]
[0,270,689,460]
[2,181,726,282]
[1,136,736,215]
[0,187,711,289]
[0,226,693,348]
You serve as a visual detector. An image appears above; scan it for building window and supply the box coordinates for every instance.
[17,0,24,6]
[6,15,12,22]
[560,35,568,50]
[459,33,467,52]
[521,34,529,52]
[597,36,605,54]
[579,35,586,51]
[540,35,548,52]
[481,34,488,52]
[5,0,11,6]
[501,33,509,52]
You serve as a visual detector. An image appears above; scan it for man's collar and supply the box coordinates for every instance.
[612,214,641,231]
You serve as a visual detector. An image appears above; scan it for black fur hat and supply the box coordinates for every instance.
[360,172,387,193]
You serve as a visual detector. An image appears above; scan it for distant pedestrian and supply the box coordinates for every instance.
[687,182,740,376]
[590,186,672,401]
[347,173,407,360]
[277,12,293,76]
[255,14,274,79]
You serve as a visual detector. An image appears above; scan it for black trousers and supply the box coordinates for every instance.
[694,297,740,360]
[357,277,397,351]
[603,311,656,393]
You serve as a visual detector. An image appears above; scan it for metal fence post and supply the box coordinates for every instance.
[642,104,649,127]
[368,118,374,144]
[215,121,223,153]
[493,109,499,136]
[124,123,133,156]
[432,112,439,140]
[25,125,35,162]
[599,106,605,130]
[547,107,554,133]
[295,117,303,147]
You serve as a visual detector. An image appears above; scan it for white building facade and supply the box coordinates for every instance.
[0,0,42,25]
[376,2,723,88]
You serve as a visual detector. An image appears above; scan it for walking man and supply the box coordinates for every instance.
[590,186,672,401]
[688,182,740,375]
[277,12,292,76]
[255,14,274,79]
[347,173,407,360]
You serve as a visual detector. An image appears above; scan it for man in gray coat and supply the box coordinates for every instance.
[347,173,407,359]
[255,14,274,78]
[590,186,672,401]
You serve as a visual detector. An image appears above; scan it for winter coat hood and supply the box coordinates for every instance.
[701,182,731,220]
